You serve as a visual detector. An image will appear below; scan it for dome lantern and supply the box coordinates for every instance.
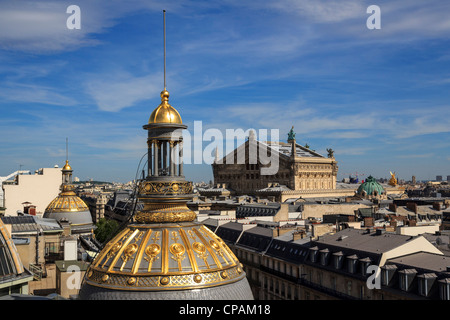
[78,10,253,300]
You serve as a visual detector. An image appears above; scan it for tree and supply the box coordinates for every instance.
[94,218,120,244]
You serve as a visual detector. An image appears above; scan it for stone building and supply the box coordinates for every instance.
[212,127,339,197]
[209,221,450,300]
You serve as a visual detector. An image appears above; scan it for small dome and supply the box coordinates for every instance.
[357,176,385,197]
[45,190,89,213]
[62,160,72,171]
[148,90,182,124]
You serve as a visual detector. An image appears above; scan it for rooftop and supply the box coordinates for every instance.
[387,252,450,273]
[313,227,419,255]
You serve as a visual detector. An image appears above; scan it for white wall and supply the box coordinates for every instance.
[396,224,440,236]
[3,167,61,216]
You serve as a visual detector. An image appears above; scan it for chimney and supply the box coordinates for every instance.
[407,202,418,214]
[433,202,441,211]
[407,219,417,227]
[364,217,374,227]
[391,220,397,229]
[389,203,397,212]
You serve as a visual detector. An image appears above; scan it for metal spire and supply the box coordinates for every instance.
[163,10,166,90]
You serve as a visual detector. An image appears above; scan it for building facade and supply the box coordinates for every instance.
[2,167,61,216]
[208,222,450,300]
[212,128,338,196]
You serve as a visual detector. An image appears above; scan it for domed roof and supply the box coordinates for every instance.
[78,221,253,299]
[44,161,93,227]
[148,90,182,124]
[357,175,385,197]
[44,189,93,226]
[62,160,72,171]
[45,189,89,213]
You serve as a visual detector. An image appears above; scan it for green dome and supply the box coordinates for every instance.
[357,176,385,197]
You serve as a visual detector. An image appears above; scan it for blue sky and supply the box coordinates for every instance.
[1,0,450,183]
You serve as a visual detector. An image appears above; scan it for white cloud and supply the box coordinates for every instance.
[0,83,77,106]
[84,71,164,112]
[268,0,364,23]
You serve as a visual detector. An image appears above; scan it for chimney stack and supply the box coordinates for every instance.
[406,202,418,214]
[389,203,397,212]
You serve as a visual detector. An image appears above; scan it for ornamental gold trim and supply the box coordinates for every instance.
[138,181,193,196]
[84,265,246,292]
[135,209,196,223]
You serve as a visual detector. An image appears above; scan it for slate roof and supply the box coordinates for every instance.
[1,215,62,234]
[387,252,450,273]
[313,227,419,255]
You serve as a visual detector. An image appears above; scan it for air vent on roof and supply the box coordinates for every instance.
[338,235,348,241]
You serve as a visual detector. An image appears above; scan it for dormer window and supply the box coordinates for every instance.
[399,269,417,292]
[381,265,397,286]
[438,278,450,300]
[333,251,344,269]
[417,273,437,297]
[359,257,372,276]
[309,247,319,263]
[346,254,358,274]
[320,248,330,266]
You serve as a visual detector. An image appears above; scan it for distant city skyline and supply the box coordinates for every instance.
[1,1,449,183]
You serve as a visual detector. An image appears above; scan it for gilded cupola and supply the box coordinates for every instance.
[78,10,253,300]
[148,89,183,124]
[43,153,94,233]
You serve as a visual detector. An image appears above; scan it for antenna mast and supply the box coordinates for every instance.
[163,10,166,90]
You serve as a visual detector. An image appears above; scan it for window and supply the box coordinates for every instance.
[346,255,358,274]
[331,276,337,291]
[347,281,352,296]
[381,265,397,286]
[317,272,323,286]
[439,279,450,300]
[399,269,417,292]
[418,273,437,297]
[320,249,330,266]
[359,258,371,276]
[309,247,319,263]
[333,252,344,269]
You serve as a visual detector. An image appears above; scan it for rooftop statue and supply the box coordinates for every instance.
[326,148,334,158]
[287,126,296,141]
[388,171,397,186]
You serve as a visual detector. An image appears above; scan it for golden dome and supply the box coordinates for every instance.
[148,90,182,124]
[45,190,89,213]
[83,222,246,292]
[62,160,72,171]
